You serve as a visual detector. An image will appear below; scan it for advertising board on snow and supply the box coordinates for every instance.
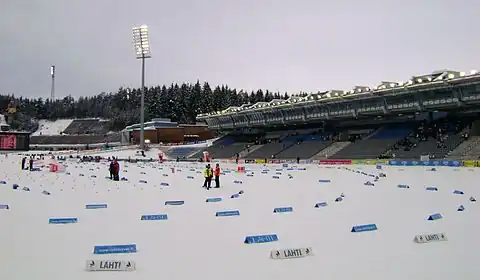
[388,160,461,167]
[319,159,352,165]
[463,160,480,167]
[351,159,388,165]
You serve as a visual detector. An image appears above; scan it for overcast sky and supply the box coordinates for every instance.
[0,0,478,99]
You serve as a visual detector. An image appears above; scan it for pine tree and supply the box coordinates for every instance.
[0,82,291,131]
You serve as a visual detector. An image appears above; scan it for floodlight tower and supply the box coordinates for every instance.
[50,65,55,100]
[132,25,151,150]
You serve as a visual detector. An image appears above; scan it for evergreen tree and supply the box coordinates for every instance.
[0,82,291,132]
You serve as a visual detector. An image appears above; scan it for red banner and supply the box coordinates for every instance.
[0,134,16,149]
[269,159,281,164]
[319,159,352,165]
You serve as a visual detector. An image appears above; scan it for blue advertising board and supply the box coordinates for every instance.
[388,160,461,167]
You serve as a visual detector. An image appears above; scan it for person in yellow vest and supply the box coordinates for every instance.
[202,164,213,189]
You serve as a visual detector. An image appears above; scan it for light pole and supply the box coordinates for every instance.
[50,65,55,100]
[132,25,151,150]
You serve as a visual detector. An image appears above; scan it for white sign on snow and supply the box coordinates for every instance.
[414,233,448,244]
[270,247,313,260]
[85,260,136,271]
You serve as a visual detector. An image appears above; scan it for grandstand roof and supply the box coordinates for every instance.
[197,69,479,118]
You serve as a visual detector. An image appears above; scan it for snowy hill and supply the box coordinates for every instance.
[1,155,479,280]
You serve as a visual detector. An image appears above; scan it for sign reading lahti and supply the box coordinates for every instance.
[414,233,447,244]
[270,247,314,260]
[85,260,136,271]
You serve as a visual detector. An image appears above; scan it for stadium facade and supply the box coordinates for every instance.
[197,69,480,130]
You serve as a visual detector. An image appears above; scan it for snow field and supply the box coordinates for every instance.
[1,155,479,280]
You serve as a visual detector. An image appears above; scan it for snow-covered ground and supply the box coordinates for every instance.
[1,153,479,280]
[33,119,74,136]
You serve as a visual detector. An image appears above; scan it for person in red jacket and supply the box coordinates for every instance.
[112,159,120,181]
[214,163,221,188]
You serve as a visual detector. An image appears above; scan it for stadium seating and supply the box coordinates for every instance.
[311,141,350,159]
[390,119,466,159]
[211,143,253,159]
[329,124,415,159]
[458,137,480,159]
[244,142,295,159]
[88,120,111,134]
[369,126,413,140]
[62,119,111,135]
[190,143,250,159]
[275,141,332,159]
[189,135,258,159]
[30,118,116,146]
[446,136,480,159]
[274,135,332,159]
[392,134,464,159]
[329,139,399,159]
[238,144,263,157]
[165,146,203,159]
[189,136,230,159]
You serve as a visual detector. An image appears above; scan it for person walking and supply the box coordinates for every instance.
[214,163,221,188]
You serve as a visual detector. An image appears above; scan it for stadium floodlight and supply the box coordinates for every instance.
[50,65,55,101]
[132,24,151,150]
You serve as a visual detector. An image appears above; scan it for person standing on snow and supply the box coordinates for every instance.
[202,164,213,190]
[208,164,214,189]
[21,157,26,170]
[214,163,221,188]
[113,159,120,181]
[109,160,115,179]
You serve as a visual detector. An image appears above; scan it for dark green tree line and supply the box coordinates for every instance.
[0,81,290,132]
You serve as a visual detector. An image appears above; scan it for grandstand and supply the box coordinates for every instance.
[161,146,200,159]
[194,69,480,161]
[29,118,120,149]
[330,124,416,159]
[242,129,331,159]
[311,141,350,159]
[184,117,476,161]
[62,119,112,135]
[447,136,480,160]
[386,118,468,159]
[187,119,473,162]
[189,134,258,159]
[33,119,74,136]
[244,142,292,159]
